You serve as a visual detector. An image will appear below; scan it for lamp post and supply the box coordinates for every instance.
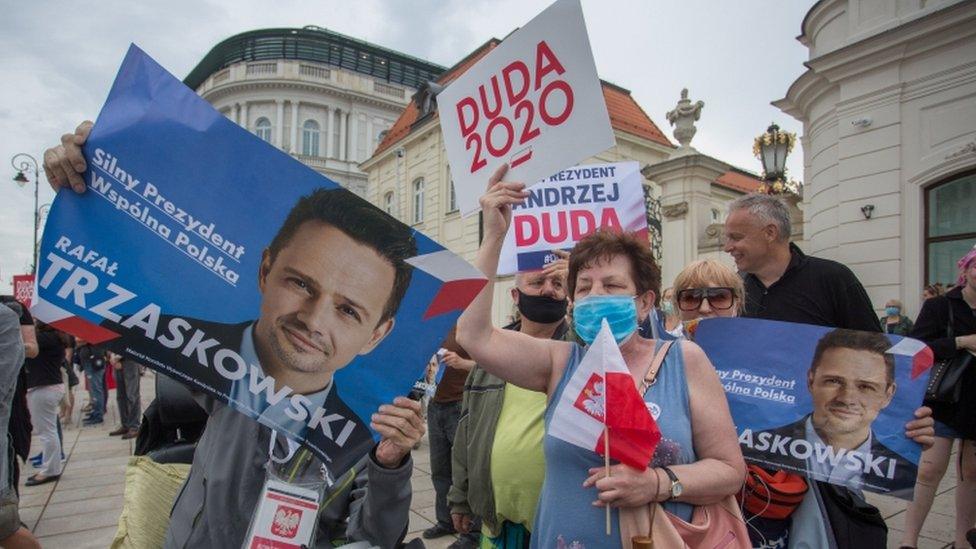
[11,153,40,274]
[753,123,800,195]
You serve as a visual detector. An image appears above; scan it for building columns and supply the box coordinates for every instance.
[339,109,348,160]
[275,100,285,148]
[325,106,335,159]
[290,100,299,154]
[349,111,358,162]
[240,103,249,130]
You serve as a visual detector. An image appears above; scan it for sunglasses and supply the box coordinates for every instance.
[676,287,735,311]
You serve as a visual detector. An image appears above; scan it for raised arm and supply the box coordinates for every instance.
[455,165,571,394]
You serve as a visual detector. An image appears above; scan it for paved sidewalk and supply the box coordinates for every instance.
[16,372,966,547]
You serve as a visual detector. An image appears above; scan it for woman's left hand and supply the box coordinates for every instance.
[906,405,935,450]
[584,464,662,508]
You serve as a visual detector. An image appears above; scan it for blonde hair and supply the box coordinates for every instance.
[672,259,745,314]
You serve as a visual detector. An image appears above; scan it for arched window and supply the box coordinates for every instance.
[255,117,272,143]
[412,178,425,224]
[925,171,976,285]
[302,120,320,156]
[384,191,395,216]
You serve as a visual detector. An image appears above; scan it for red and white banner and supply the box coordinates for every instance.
[549,320,661,469]
[497,161,646,274]
[12,274,34,308]
[437,0,614,216]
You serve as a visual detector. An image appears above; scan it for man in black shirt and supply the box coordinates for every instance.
[723,194,932,548]
[724,194,880,332]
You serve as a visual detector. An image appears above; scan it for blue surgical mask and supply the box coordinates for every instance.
[573,294,638,345]
[885,306,900,316]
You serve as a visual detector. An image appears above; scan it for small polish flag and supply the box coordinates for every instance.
[549,319,661,470]
[30,296,121,344]
[887,337,935,380]
[406,250,488,320]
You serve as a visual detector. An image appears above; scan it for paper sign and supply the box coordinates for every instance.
[12,275,34,308]
[695,317,934,499]
[245,480,319,549]
[32,45,486,478]
[497,161,646,274]
[437,0,615,216]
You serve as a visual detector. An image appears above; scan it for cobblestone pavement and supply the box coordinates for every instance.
[17,372,964,548]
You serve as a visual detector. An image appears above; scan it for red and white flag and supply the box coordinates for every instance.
[406,250,488,320]
[887,337,935,380]
[549,319,661,469]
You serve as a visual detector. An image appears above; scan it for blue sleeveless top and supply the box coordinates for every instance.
[532,340,696,548]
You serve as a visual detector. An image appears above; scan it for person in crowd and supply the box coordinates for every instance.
[45,120,427,548]
[108,352,142,439]
[922,284,945,302]
[0,306,41,549]
[0,297,37,490]
[424,336,479,547]
[900,246,976,549]
[73,337,107,426]
[670,259,744,333]
[881,299,914,336]
[450,261,569,548]
[456,165,745,546]
[24,323,70,486]
[659,287,682,337]
[723,193,934,548]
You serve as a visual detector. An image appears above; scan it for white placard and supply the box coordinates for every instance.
[497,161,647,274]
[437,0,615,216]
[244,479,320,549]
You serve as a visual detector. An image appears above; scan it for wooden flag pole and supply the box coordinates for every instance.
[604,425,611,535]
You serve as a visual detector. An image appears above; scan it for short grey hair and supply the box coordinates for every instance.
[728,194,792,241]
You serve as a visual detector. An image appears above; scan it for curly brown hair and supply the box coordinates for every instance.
[567,230,661,304]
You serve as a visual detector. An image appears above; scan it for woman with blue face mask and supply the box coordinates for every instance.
[880,299,913,336]
[456,165,745,548]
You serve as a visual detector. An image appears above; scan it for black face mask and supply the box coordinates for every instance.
[516,289,568,324]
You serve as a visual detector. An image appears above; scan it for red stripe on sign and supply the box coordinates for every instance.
[249,536,302,549]
[50,316,120,344]
[267,492,318,511]
[422,278,488,320]
[510,147,533,168]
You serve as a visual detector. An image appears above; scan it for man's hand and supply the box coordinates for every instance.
[451,512,474,534]
[957,334,976,353]
[479,164,528,242]
[906,405,936,450]
[441,350,475,372]
[372,397,425,468]
[43,120,92,193]
[583,464,662,508]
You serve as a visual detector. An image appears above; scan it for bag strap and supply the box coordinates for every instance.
[947,301,955,340]
[640,341,675,397]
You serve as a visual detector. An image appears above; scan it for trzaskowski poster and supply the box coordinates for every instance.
[33,45,485,478]
[695,318,933,498]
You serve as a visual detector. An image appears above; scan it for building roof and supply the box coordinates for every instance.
[184,27,447,90]
[715,168,763,193]
[373,40,674,157]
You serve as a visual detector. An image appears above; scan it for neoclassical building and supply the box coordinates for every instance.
[360,39,762,325]
[184,26,445,196]
[775,0,976,316]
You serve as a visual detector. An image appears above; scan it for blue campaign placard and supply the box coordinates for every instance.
[695,317,931,499]
[33,45,485,478]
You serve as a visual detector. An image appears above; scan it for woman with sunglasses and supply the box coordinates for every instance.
[670,260,744,332]
[457,167,745,547]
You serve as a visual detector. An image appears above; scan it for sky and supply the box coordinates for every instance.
[0,0,813,289]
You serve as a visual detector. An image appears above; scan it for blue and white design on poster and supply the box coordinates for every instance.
[31,45,485,478]
[497,161,647,275]
[695,317,933,499]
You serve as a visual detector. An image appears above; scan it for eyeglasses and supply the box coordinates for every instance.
[676,287,735,311]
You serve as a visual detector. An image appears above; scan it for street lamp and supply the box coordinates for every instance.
[11,153,41,274]
[753,123,800,195]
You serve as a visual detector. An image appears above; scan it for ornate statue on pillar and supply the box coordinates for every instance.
[666,88,705,156]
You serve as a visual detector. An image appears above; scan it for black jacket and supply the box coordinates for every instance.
[742,243,881,332]
[910,287,976,361]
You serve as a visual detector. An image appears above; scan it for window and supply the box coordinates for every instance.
[384,191,395,216]
[412,178,425,224]
[925,172,976,285]
[447,177,457,212]
[302,120,320,156]
[255,117,272,143]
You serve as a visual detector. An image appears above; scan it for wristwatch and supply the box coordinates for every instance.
[661,466,683,501]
